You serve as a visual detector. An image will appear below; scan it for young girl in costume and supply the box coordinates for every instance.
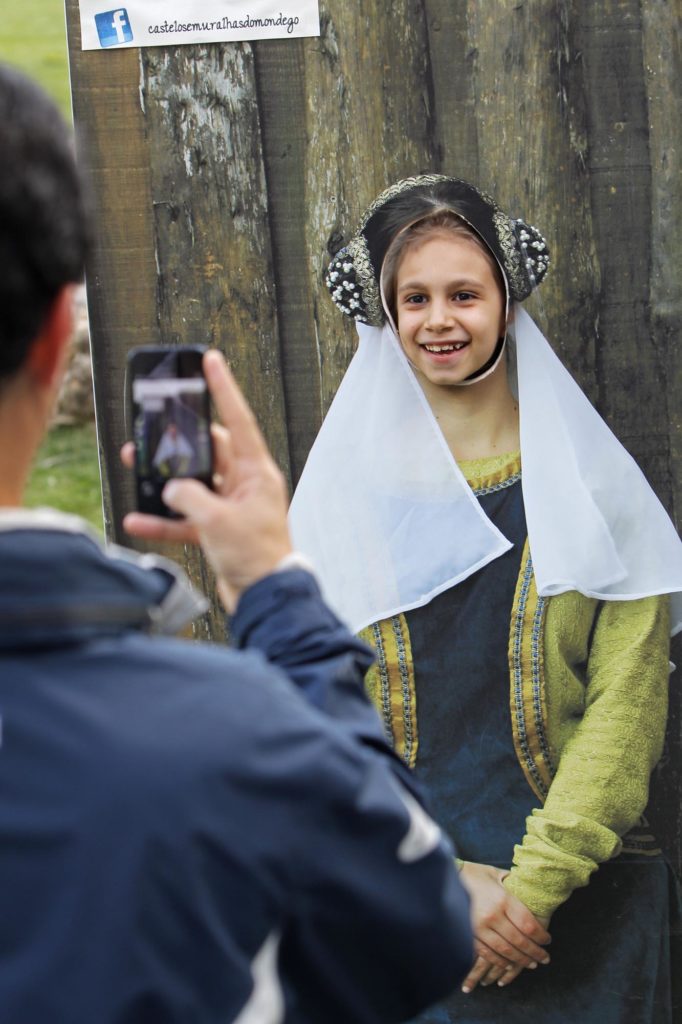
[289,176,682,1022]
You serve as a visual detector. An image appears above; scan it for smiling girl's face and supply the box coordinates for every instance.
[394,231,507,388]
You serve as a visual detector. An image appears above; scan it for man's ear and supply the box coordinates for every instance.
[26,285,76,388]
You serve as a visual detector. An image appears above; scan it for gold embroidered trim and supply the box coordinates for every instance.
[359,622,395,748]
[493,208,527,297]
[347,234,382,326]
[359,614,418,768]
[460,451,521,494]
[357,174,460,232]
[508,543,555,800]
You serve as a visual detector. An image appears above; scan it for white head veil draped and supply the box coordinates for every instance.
[289,308,682,636]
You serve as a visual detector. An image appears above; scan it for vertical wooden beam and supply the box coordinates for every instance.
[253,38,321,484]
[642,0,682,880]
[466,0,600,398]
[300,0,438,414]
[422,0,480,179]
[65,0,159,538]
[139,44,289,466]
[576,0,671,504]
[139,43,290,637]
[642,0,682,529]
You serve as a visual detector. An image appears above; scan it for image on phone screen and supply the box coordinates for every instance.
[128,347,213,515]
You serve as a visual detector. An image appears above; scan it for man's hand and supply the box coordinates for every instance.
[458,862,551,992]
[122,349,292,612]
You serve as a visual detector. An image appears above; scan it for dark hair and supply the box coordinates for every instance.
[0,64,90,380]
[380,208,507,326]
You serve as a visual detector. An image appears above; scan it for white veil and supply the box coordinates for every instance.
[289,307,682,636]
[289,319,511,632]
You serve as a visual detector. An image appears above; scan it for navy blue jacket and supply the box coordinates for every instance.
[0,513,472,1023]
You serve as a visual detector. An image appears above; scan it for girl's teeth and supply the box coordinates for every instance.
[424,343,464,353]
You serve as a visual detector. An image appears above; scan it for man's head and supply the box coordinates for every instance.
[0,63,89,383]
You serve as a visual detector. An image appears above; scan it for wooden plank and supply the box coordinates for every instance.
[466,0,600,401]
[642,0,682,529]
[141,44,289,472]
[138,42,289,637]
[422,0,480,179]
[642,0,682,878]
[64,0,160,539]
[577,1,679,879]
[576,0,672,506]
[300,0,439,414]
[65,16,290,637]
[253,38,321,485]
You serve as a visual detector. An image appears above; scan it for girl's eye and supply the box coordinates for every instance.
[404,294,426,305]
[454,291,475,302]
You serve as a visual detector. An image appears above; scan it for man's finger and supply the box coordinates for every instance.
[120,441,135,469]
[203,351,268,460]
[122,511,199,545]
[209,423,235,485]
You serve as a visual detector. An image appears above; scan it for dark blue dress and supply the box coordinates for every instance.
[365,460,680,1023]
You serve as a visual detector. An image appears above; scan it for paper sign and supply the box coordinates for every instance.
[78,0,320,49]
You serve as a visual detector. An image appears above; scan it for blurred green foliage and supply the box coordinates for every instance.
[26,423,104,532]
[2,0,71,118]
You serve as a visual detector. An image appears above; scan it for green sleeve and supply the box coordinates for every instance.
[504,594,670,919]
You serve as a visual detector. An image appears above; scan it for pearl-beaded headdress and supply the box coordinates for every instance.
[325,175,550,326]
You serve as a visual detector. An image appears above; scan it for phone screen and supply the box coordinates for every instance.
[128,346,213,516]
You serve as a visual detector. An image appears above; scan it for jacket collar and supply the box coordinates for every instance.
[0,508,208,648]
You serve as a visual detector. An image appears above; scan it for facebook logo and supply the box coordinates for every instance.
[95,9,133,47]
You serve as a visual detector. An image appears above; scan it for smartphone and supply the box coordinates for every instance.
[127,345,213,517]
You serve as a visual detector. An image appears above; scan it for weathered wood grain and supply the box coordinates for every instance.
[139,43,289,637]
[141,45,289,468]
[467,1,601,399]
[64,0,159,539]
[641,0,682,879]
[642,0,682,529]
[253,38,321,485]
[576,0,672,505]
[421,0,480,179]
[299,0,438,417]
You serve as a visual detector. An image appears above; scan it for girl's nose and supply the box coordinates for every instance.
[425,299,455,330]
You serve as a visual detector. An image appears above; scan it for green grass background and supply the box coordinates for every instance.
[2,1,72,118]
[2,2,103,530]
[25,424,103,527]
